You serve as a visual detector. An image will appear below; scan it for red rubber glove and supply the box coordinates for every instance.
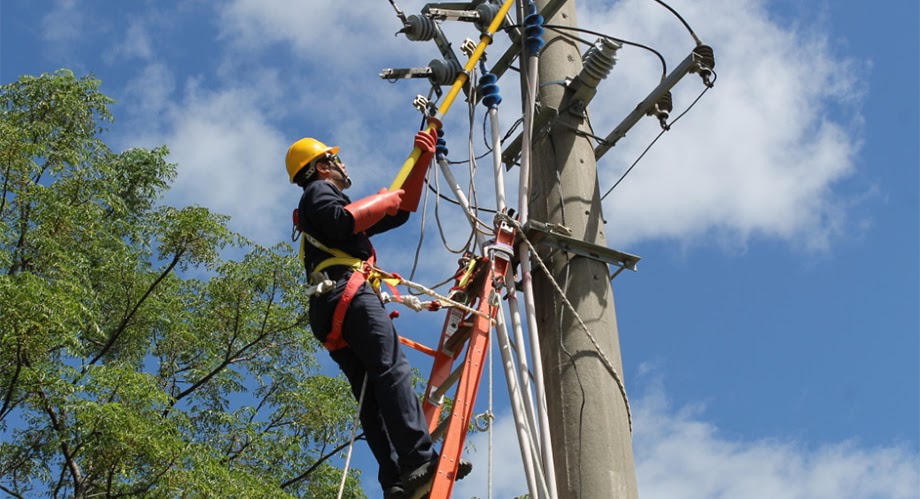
[345,188,404,233]
[401,129,438,212]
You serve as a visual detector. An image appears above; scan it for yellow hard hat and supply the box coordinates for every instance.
[285,137,340,183]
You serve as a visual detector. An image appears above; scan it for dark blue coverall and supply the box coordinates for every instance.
[299,179,435,489]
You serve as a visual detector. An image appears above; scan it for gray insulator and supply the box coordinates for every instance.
[474,1,500,33]
[429,59,463,86]
[405,14,437,41]
[581,38,622,87]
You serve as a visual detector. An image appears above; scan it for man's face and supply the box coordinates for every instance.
[320,153,352,190]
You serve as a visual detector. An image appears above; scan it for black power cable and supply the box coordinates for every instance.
[601,68,718,200]
[543,24,668,81]
[652,0,703,45]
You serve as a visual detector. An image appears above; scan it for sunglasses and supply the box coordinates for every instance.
[324,153,342,165]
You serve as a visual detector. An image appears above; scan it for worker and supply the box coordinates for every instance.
[285,130,469,498]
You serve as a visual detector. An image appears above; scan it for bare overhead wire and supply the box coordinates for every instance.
[408,166,432,283]
[426,183,499,215]
[600,68,718,200]
[433,162,477,254]
[543,24,668,81]
[652,0,703,45]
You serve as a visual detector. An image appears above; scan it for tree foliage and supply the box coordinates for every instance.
[0,70,365,498]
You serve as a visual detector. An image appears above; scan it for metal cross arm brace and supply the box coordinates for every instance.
[594,45,716,161]
[425,7,482,22]
[522,219,640,276]
[488,0,567,80]
[380,67,434,80]
[423,1,503,31]
[380,59,463,87]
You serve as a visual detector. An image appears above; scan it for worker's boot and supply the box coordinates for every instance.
[383,483,407,499]
[456,459,473,480]
[402,458,474,497]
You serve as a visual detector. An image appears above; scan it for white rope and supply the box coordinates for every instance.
[380,292,440,312]
[379,270,492,321]
[487,318,494,499]
[336,373,368,499]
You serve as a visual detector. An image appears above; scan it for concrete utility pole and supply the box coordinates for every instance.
[528,1,639,497]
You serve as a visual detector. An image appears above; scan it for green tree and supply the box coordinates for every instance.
[0,69,365,498]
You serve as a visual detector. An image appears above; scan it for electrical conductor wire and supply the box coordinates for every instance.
[600,68,717,200]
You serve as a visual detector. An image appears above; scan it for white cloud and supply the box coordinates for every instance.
[218,0,428,72]
[107,21,154,62]
[121,74,290,245]
[632,377,919,499]
[41,0,83,44]
[452,377,919,499]
[577,0,867,250]
[123,63,176,120]
[115,0,869,259]
[154,84,290,245]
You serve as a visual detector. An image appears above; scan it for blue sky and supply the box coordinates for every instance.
[2,1,918,498]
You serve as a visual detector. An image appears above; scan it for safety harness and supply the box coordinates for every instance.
[292,209,399,352]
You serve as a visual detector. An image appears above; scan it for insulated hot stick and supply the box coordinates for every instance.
[389,0,516,192]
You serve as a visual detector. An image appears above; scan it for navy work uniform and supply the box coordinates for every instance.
[299,179,435,490]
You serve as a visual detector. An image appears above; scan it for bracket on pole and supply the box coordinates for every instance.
[522,220,640,278]
[380,67,434,80]
[425,7,483,23]
[501,106,558,169]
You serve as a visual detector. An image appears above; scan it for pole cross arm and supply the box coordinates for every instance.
[425,7,483,23]
[379,67,434,79]
[593,51,699,161]
[522,219,640,276]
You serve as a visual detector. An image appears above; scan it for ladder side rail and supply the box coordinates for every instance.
[423,301,473,429]
[429,270,496,498]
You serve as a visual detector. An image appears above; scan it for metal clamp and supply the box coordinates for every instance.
[306,272,335,296]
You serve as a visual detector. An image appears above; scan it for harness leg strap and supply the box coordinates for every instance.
[324,269,367,351]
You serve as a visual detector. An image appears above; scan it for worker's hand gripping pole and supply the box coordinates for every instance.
[389,0,516,192]
[390,119,440,193]
[399,127,439,212]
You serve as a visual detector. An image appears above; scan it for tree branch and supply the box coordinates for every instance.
[28,363,84,496]
[87,249,183,367]
[280,434,365,490]
[0,483,24,499]
[0,340,24,421]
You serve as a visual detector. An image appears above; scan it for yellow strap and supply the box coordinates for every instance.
[298,229,363,274]
[296,225,400,292]
[301,231,351,259]
[315,256,363,274]
[456,257,479,289]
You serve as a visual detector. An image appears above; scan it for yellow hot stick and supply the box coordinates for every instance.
[390,0,516,191]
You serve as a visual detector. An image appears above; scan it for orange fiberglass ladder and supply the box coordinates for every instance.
[398,220,516,499]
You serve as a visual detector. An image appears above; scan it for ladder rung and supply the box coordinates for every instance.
[399,336,437,357]
[442,321,473,355]
[431,410,450,442]
[429,363,465,407]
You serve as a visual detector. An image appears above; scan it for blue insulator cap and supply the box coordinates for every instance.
[524,12,545,55]
[436,136,449,160]
[479,73,502,108]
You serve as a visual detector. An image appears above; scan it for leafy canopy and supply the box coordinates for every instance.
[0,69,365,498]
